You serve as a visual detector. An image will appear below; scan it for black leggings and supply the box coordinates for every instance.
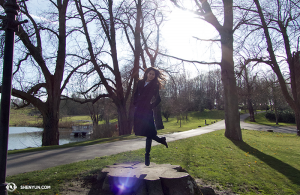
[146,135,161,143]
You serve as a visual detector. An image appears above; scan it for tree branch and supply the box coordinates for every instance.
[13,53,30,75]
[0,86,45,109]
[27,83,47,95]
[151,48,221,65]
[192,36,221,42]
[61,94,110,104]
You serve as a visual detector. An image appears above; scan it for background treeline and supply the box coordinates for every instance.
[56,68,292,125]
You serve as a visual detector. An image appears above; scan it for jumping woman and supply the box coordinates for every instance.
[133,67,168,166]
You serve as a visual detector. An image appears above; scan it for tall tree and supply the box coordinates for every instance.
[118,0,144,133]
[120,0,166,130]
[236,61,257,122]
[251,0,300,135]
[170,0,242,140]
[0,0,84,146]
[73,0,168,135]
[74,0,133,135]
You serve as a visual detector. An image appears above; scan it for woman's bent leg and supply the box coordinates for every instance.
[152,136,168,148]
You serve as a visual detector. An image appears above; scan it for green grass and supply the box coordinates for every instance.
[159,109,224,134]
[245,112,296,127]
[9,107,43,126]
[9,107,118,127]
[6,130,300,194]
[8,109,224,155]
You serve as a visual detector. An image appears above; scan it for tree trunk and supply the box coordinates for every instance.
[221,30,242,140]
[105,116,109,124]
[153,104,164,130]
[244,66,255,122]
[42,105,60,146]
[274,105,279,125]
[248,98,256,122]
[295,109,300,136]
[293,52,300,136]
[127,99,135,133]
[100,163,203,195]
[180,117,181,127]
[117,105,130,135]
[222,65,242,140]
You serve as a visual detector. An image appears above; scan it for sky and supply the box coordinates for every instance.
[160,5,221,77]
[22,0,221,78]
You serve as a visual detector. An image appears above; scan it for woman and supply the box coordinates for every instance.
[133,67,168,166]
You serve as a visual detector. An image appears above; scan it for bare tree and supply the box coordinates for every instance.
[74,0,167,135]
[169,0,242,140]
[120,0,167,130]
[266,73,290,124]
[73,0,134,135]
[236,61,257,122]
[0,0,86,146]
[253,76,272,111]
[248,0,300,135]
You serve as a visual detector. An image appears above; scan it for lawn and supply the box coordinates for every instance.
[9,107,43,127]
[6,130,300,195]
[8,109,224,155]
[9,107,224,129]
[9,107,116,127]
[157,109,224,134]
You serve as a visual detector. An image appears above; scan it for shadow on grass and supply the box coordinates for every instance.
[231,140,300,186]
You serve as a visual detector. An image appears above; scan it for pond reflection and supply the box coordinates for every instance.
[8,127,91,150]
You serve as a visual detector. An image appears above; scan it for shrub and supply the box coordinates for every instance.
[92,123,118,139]
[265,110,295,123]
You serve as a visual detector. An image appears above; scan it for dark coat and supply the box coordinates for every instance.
[133,80,161,137]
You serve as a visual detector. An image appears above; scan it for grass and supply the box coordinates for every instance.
[8,109,224,155]
[157,109,224,134]
[9,107,43,127]
[9,107,117,127]
[245,112,296,127]
[6,130,300,195]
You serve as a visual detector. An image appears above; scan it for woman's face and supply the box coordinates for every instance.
[146,70,156,82]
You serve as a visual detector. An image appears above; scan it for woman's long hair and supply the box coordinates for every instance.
[142,67,165,89]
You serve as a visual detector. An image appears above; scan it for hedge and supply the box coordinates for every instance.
[265,110,295,123]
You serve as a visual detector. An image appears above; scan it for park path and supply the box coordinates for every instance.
[6,113,297,176]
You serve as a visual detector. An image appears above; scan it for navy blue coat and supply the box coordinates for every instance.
[133,80,161,137]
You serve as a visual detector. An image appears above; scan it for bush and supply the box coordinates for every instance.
[92,123,118,139]
[265,110,295,123]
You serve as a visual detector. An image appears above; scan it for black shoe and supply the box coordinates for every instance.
[161,137,168,148]
[145,153,150,166]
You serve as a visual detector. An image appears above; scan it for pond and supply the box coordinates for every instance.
[8,127,91,150]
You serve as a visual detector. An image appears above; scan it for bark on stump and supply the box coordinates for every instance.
[98,162,205,195]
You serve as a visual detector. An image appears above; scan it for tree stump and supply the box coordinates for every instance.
[98,162,204,195]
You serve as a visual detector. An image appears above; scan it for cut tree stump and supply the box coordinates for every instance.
[98,162,206,195]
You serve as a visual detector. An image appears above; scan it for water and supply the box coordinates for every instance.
[8,127,91,150]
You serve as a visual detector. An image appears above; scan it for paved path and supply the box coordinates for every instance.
[6,113,297,176]
[240,112,297,134]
